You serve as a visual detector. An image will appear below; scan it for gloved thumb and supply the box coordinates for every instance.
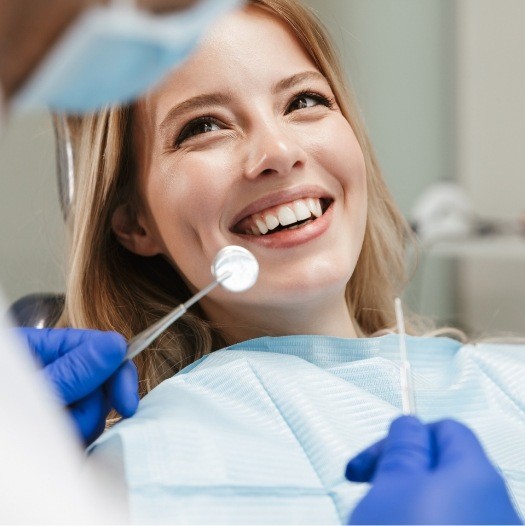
[371,416,432,479]
[345,438,385,482]
[429,419,488,467]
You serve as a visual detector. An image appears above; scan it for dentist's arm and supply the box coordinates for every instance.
[17,327,139,445]
[0,0,199,100]
[346,416,521,525]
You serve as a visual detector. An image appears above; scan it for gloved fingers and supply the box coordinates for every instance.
[104,360,139,418]
[429,419,523,525]
[429,419,492,468]
[44,331,127,405]
[69,388,111,446]
[345,438,385,482]
[374,415,432,477]
[15,327,60,364]
[16,328,118,365]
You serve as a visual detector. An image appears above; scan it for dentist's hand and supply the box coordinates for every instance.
[346,416,521,525]
[17,328,139,446]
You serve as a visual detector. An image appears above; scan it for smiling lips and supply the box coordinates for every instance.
[234,197,332,236]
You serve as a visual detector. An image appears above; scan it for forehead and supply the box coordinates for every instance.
[145,6,319,113]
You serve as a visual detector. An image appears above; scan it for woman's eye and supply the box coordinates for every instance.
[286,92,332,114]
[175,117,221,146]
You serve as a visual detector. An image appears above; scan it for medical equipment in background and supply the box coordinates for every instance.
[125,245,259,361]
[411,181,525,245]
[411,182,475,245]
[394,297,416,415]
[54,114,74,221]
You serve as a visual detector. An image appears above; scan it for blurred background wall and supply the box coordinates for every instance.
[455,0,525,335]
[0,0,524,336]
[0,112,65,302]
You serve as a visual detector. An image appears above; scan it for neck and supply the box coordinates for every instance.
[202,293,359,346]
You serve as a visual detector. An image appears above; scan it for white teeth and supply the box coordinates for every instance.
[307,198,322,218]
[293,200,312,221]
[278,206,296,226]
[243,197,326,236]
[264,213,279,230]
[255,219,268,235]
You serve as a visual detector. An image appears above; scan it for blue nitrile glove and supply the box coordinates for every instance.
[346,416,522,525]
[17,328,139,446]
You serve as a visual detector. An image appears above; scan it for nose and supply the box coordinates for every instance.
[244,121,307,180]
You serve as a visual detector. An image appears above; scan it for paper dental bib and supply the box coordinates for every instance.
[90,334,525,524]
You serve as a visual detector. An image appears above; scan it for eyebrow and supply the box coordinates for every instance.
[158,71,328,134]
[272,71,328,93]
[159,93,232,134]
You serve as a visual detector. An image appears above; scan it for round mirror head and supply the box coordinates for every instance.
[211,245,259,292]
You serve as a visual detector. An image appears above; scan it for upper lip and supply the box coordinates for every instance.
[229,185,334,231]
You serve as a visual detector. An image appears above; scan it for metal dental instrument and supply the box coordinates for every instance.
[394,297,417,415]
[125,245,259,362]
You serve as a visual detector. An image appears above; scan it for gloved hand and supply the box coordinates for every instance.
[17,328,139,446]
[346,416,522,525]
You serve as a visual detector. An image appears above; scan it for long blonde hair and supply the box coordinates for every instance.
[57,0,416,398]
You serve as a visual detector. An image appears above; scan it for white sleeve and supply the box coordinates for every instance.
[0,289,126,524]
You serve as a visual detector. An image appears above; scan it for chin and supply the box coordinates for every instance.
[254,272,352,306]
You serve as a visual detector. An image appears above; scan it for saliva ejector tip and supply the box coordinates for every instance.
[211,245,259,292]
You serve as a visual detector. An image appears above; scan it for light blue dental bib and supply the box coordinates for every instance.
[90,335,525,524]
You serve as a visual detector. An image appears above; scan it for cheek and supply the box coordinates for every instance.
[162,147,240,202]
[141,148,241,259]
[310,118,367,193]
[337,123,365,183]
[315,119,368,242]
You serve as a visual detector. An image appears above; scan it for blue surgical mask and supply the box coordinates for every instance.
[12,0,242,113]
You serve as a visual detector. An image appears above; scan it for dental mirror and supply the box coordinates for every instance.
[211,245,259,292]
[124,245,258,361]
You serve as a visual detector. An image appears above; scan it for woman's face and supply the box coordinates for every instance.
[123,6,367,336]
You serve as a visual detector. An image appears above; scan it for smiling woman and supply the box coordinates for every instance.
[58,0,407,384]
[116,6,371,343]
[54,0,525,524]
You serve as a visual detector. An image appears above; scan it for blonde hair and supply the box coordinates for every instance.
[57,0,419,399]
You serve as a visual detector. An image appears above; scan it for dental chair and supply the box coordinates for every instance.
[8,293,65,328]
[8,116,72,328]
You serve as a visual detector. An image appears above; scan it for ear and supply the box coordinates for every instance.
[111,203,162,257]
